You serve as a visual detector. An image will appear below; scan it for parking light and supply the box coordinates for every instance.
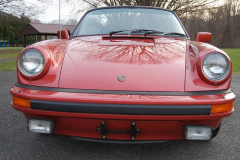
[28,119,55,134]
[185,125,212,140]
[12,96,30,108]
[211,102,234,114]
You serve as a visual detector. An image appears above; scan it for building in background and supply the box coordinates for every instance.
[21,23,76,47]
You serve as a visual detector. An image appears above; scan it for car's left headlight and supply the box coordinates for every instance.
[202,52,230,81]
[198,52,231,84]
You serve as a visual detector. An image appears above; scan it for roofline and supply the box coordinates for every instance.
[22,33,58,35]
[29,23,76,26]
[20,23,40,35]
[21,23,76,36]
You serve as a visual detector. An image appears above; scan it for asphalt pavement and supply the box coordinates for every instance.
[0,71,239,160]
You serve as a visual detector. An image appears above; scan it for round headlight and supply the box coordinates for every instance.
[202,52,230,81]
[18,49,45,77]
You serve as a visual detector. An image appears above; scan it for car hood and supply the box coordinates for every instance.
[59,36,186,91]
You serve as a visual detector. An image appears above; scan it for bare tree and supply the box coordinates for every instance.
[49,20,60,24]
[0,0,52,17]
[80,0,219,16]
[182,0,240,48]
[65,19,78,25]
[31,19,41,23]
[230,0,240,44]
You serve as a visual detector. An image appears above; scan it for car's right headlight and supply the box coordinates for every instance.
[18,49,45,76]
[18,48,51,80]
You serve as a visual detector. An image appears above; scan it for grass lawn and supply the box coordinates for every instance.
[0,47,239,75]
[0,47,23,60]
[222,49,240,75]
[0,60,17,71]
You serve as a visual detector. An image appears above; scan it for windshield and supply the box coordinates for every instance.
[72,8,186,37]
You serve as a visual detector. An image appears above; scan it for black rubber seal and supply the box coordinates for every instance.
[70,137,167,144]
[15,83,232,96]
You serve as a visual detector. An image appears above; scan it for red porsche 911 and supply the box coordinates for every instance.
[11,6,235,143]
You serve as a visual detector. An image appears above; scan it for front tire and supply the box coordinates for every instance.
[212,124,221,138]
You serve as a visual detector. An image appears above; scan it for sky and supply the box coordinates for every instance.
[29,0,226,23]
[29,0,84,23]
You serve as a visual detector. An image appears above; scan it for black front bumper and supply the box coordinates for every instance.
[31,99,211,115]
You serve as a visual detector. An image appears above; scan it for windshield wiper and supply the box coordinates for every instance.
[109,29,162,36]
[131,29,163,36]
[109,30,131,36]
[109,30,187,38]
[144,31,164,36]
[163,32,187,37]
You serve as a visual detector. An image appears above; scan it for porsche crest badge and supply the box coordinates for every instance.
[117,75,126,82]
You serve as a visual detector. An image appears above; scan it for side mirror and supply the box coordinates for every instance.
[195,32,212,43]
[57,30,70,39]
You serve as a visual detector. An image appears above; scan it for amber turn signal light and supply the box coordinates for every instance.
[12,96,30,108]
[211,102,234,114]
